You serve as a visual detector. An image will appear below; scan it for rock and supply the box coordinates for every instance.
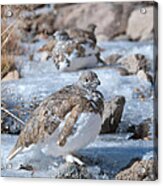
[127,6,154,41]
[54,2,134,40]
[118,54,148,74]
[101,96,125,134]
[2,70,19,82]
[115,155,158,180]
[105,54,122,65]
[137,70,153,84]
[116,67,129,76]
[56,163,93,179]
[18,5,56,41]
[96,34,110,42]
[127,118,151,140]
[113,34,129,41]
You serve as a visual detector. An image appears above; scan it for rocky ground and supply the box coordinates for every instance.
[1,2,158,180]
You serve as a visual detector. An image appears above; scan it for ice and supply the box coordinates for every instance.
[1,40,155,178]
[2,68,153,125]
[99,40,154,72]
[2,39,155,129]
[1,134,154,178]
[99,40,154,60]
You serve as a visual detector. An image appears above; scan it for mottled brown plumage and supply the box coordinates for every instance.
[52,38,86,69]
[8,71,104,161]
[66,24,97,47]
[51,25,104,72]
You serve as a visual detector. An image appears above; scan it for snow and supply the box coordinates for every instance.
[1,134,154,178]
[1,39,156,178]
[1,68,153,125]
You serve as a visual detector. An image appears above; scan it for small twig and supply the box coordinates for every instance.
[1,20,17,37]
[1,106,25,126]
[1,27,16,49]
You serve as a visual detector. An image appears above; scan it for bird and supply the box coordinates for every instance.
[66,24,97,47]
[51,25,104,72]
[7,71,104,165]
[39,24,97,53]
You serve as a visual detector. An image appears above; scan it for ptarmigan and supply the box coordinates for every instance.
[66,24,97,47]
[51,25,104,72]
[7,71,104,165]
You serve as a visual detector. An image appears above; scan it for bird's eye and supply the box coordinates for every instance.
[85,78,89,82]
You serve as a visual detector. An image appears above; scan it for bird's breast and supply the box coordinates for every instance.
[43,112,101,157]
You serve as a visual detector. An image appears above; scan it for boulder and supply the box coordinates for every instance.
[54,3,134,41]
[127,6,154,40]
[137,70,153,84]
[115,67,129,76]
[101,96,125,134]
[56,163,93,179]
[118,54,148,74]
[2,70,19,82]
[127,118,151,140]
[18,5,57,41]
[105,54,122,65]
[115,152,158,181]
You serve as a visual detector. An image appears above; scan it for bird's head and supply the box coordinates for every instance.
[78,71,101,91]
[87,24,97,33]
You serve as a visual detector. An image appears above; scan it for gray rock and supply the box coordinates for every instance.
[127,118,155,140]
[101,96,125,134]
[115,154,158,181]
[118,54,148,74]
[54,2,134,41]
[127,6,154,41]
[115,67,129,76]
[105,54,122,65]
[17,5,56,42]
[137,69,153,84]
[56,163,93,179]
[2,70,19,82]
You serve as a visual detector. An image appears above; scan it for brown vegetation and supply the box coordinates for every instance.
[1,5,23,79]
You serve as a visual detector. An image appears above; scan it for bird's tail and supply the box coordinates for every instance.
[7,146,23,161]
[96,52,106,65]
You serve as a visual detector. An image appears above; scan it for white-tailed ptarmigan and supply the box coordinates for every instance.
[66,24,97,47]
[7,71,104,165]
[52,25,104,72]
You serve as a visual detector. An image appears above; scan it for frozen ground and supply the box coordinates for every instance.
[1,68,153,125]
[1,134,154,178]
[1,40,156,178]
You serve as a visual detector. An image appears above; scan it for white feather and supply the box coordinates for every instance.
[60,55,98,72]
[81,43,98,55]
[41,112,101,157]
[58,59,69,71]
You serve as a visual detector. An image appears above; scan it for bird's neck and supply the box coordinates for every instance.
[75,82,94,94]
